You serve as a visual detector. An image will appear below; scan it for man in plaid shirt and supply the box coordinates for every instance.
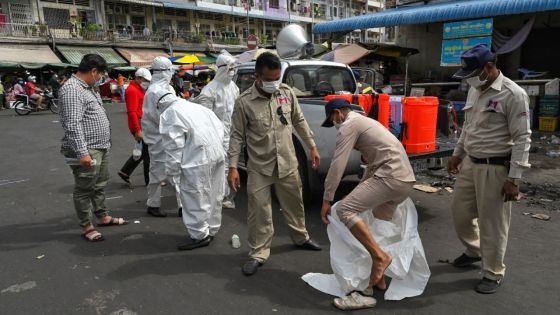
[59,54,128,242]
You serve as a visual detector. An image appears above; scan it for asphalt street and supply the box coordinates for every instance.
[0,104,558,315]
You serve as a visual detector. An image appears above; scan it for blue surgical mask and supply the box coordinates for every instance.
[95,78,104,88]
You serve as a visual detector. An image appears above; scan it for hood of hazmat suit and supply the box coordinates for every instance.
[158,90,227,240]
[194,50,239,148]
[142,56,176,146]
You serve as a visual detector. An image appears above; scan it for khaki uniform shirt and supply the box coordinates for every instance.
[229,83,316,178]
[453,73,531,179]
[323,111,416,201]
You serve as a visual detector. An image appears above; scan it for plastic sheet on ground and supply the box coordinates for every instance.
[302,198,430,300]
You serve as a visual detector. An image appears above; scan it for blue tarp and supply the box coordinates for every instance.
[313,0,560,33]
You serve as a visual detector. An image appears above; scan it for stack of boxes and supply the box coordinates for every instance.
[538,79,559,132]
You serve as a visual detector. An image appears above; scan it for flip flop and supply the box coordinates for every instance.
[97,217,128,226]
[333,292,377,310]
[82,229,104,242]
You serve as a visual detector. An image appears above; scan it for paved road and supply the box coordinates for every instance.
[0,105,558,314]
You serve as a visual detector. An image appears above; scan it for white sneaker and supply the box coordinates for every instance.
[222,200,235,209]
[333,292,377,310]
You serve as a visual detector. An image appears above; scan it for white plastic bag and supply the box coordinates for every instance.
[132,141,142,161]
[302,198,430,301]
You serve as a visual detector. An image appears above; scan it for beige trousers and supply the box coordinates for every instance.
[246,168,309,262]
[336,175,414,228]
[452,158,512,280]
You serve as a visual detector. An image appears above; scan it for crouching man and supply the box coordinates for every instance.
[320,99,416,309]
[157,91,227,250]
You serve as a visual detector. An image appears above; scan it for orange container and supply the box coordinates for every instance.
[324,94,390,129]
[374,94,390,129]
[401,97,439,154]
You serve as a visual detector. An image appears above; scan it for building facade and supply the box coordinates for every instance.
[0,0,387,45]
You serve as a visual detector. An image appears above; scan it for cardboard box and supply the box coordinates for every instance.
[545,78,559,96]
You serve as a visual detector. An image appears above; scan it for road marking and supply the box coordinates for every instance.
[0,179,29,186]
[1,281,37,293]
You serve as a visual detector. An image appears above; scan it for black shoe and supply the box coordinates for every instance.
[118,171,131,184]
[177,235,212,250]
[147,206,167,217]
[475,277,502,294]
[452,253,481,268]
[178,207,183,217]
[242,259,262,276]
[296,239,322,251]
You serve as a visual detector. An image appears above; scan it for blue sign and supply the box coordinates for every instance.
[443,18,493,39]
[441,36,492,67]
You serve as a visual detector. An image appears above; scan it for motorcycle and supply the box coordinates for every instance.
[13,89,58,116]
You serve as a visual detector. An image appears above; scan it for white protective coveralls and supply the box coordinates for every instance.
[195,51,240,207]
[141,56,182,209]
[157,91,227,240]
[302,198,430,301]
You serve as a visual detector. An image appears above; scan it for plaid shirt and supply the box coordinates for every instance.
[59,75,111,157]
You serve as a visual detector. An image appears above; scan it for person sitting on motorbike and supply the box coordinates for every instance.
[13,78,25,96]
[25,76,44,109]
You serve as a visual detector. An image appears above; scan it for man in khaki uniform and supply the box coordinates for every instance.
[448,44,531,294]
[228,52,322,276]
[319,99,416,299]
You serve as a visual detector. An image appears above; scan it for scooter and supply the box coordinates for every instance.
[13,89,58,116]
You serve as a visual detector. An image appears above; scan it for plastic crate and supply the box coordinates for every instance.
[539,101,559,116]
[539,116,558,132]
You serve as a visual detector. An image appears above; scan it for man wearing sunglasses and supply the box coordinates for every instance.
[228,52,322,276]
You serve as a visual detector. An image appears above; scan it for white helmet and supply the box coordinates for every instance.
[135,68,152,81]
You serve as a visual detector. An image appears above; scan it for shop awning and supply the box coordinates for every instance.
[0,44,62,64]
[57,46,127,66]
[314,0,560,33]
[116,48,168,67]
[321,44,370,65]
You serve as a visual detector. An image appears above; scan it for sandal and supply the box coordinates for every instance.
[97,217,128,226]
[82,229,104,242]
[333,292,377,310]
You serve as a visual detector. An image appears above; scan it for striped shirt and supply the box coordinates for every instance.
[59,75,111,157]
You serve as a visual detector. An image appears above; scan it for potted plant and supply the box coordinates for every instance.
[259,34,268,45]
[39,23,48,36]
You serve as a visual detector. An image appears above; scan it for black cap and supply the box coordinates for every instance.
[321,98,362,128]
[453,44,495,79]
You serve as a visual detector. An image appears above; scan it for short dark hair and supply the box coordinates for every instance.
[255,52,281,75]
[78,54,108,73]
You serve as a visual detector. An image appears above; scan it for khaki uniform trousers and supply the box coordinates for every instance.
[452,158,512,280]
[337,175,413,228]
[247,168,309,262]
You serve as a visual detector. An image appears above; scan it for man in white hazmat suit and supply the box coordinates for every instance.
[157,90,227,250]
[141,56,182,217]
[195,50,240,209]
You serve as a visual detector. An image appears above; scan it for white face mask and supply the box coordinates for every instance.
[141,81,150,90]
[228,70,235,79]
[466,70,488,88]
[334,121,342,130]
[261,80,281,94]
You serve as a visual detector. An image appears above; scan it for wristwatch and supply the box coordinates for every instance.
[506,178,521,186]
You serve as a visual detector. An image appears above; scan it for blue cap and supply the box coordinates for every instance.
[321,98,363,128]
[453,44,495,79]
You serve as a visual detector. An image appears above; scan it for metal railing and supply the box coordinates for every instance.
[0,22,277,47]
[0,23,50,38]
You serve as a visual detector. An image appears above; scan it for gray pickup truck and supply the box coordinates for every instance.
[234,59,453,201]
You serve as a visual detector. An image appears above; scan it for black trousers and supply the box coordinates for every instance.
[120,140,150,185]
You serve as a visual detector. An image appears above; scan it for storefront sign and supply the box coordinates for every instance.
[441,36,492,67]
[443,18,493,39]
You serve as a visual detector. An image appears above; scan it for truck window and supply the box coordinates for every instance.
[284,65,356,98]
[236,70,256,93]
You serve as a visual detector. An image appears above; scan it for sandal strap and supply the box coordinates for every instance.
[84,230,102,240]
